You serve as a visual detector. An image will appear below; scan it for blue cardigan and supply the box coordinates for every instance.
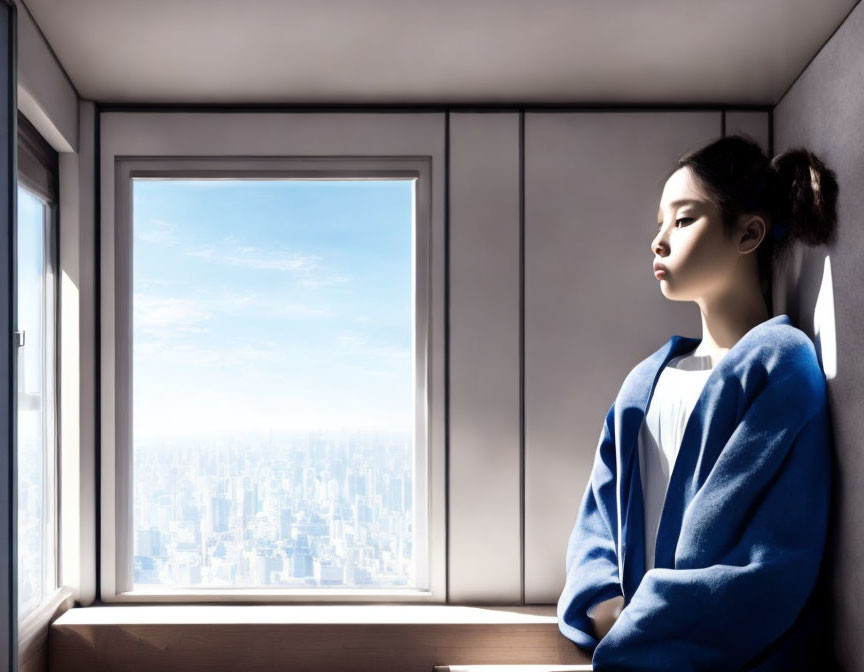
[557,314,833,671]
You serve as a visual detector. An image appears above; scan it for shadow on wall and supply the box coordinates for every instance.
[773,244,836,380]
[774,241,841,670]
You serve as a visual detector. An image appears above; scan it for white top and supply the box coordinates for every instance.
[638,348,718,570]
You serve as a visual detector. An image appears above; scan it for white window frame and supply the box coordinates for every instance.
[98,112,446,602]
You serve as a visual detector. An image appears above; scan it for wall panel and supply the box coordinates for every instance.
[448,112,521,602]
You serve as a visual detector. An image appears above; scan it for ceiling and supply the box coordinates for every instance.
[19,0,861,106]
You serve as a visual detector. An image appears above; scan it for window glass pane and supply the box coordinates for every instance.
[16,185,51,617]
[132,178,416,589]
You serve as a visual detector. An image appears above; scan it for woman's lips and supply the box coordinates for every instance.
[654,268,668,279]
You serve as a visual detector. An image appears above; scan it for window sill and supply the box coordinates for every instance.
[51,604,593,671]
[55,603,560,624]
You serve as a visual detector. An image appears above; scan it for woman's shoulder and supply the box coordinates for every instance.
[619,320,826,403]
[747,320,825,380]
[733,321,829,414]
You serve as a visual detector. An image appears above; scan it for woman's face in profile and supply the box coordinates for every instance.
[651,166,742,302]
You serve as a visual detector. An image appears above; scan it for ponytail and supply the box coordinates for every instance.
[769,148,839,253]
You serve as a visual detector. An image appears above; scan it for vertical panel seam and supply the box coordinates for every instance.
[444,109,450,603]
[519,109,525,605]
[94,105,101,602]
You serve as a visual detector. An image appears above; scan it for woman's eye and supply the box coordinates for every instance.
[656,217,694,231]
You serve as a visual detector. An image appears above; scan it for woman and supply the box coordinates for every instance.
[557,134,839,671]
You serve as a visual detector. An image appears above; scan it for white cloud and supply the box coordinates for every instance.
[135,218,178,246]
[217,289,333,318]
[136,278,173,289]
[133,294,213,338]
[133,339,293,368]
[132,287,336,358]
[132,213,353,288]
[332,329,410,362]
[184,246,352,287]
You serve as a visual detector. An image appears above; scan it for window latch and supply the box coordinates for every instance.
[13,330,24,348]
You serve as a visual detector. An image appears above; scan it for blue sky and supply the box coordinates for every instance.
[132,178,415,440]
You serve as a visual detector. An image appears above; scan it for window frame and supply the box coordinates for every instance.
[15,110,66,649]
[98,111,446,603]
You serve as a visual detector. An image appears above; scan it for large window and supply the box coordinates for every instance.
[101,149,441,602]
[15,111,60,622]
[131,176,417,589]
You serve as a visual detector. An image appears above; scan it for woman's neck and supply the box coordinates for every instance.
[693,294,771,365]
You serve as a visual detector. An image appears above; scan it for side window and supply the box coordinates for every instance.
[16,110,59,621]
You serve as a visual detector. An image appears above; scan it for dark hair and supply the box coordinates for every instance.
[663,133,839,305]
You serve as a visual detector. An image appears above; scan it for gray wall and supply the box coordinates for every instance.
[774,2,864,668]
[523,111,721,601]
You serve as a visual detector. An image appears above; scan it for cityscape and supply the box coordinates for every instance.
[133,428,417,588]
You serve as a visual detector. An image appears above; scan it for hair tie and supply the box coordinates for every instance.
[773,221,787,241]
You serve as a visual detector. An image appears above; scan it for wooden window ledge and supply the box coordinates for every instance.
[50,604,593,672]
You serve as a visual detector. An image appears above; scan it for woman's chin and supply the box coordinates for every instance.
[659,280,688,301]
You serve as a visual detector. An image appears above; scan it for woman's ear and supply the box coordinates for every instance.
[738,214,767,255]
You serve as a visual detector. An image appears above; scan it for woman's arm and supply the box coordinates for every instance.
[557,400,623,651]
